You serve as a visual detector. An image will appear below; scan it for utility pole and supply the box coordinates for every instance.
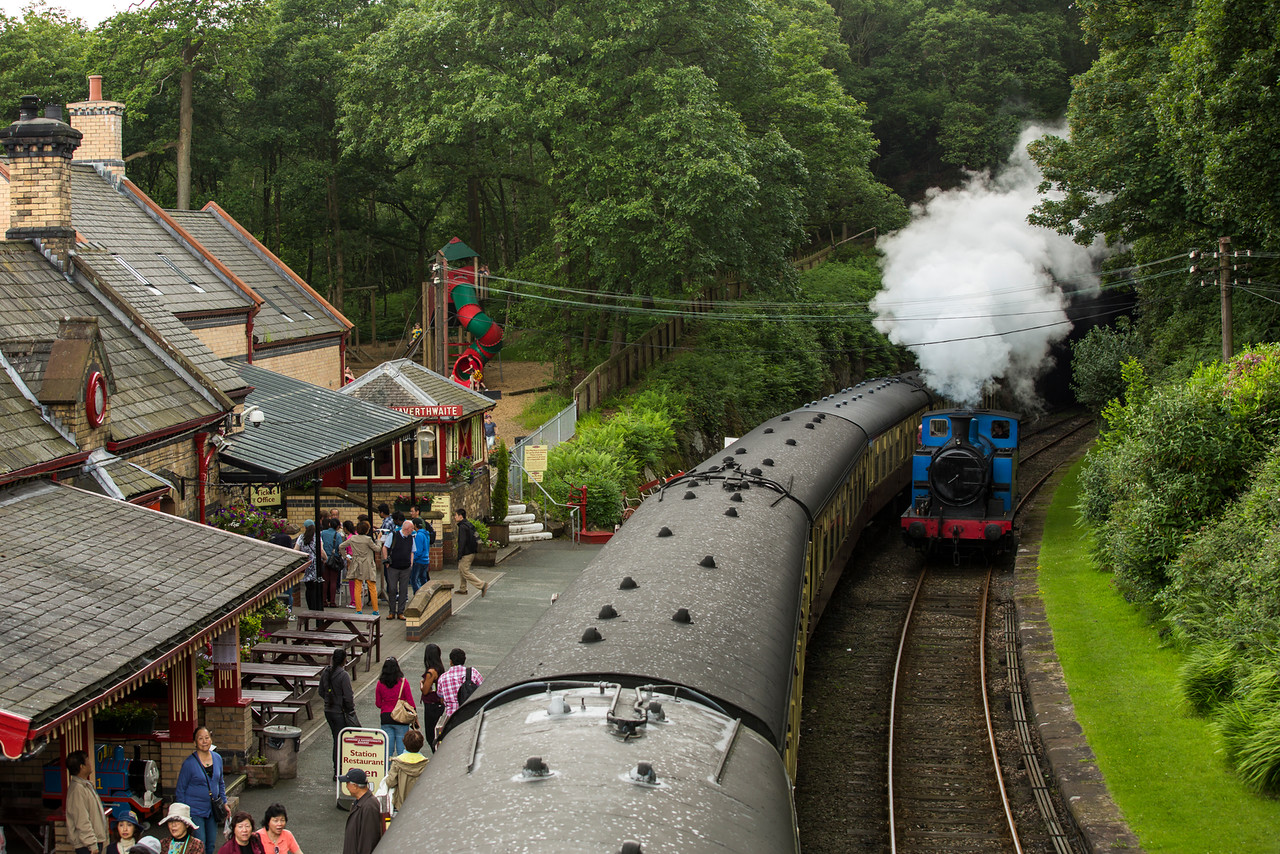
[421,272,429,369]
[432,251,448,374]
[1220,235,1233,362]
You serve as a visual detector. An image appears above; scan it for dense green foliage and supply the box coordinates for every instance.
[489,439,509,524]
[1069,317,1143,412]
[1028,0,1280,369]
[1077,345,1280,791]
[831,0,1090,195]
[644,251,909,440]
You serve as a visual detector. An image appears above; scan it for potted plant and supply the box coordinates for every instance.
[393,493,413,513]
[489,441,510,544]
[472,521,502,566]
[448,457,474,484]
[258,598,290,635]
[245,755,279,787]
[95,701,157,736]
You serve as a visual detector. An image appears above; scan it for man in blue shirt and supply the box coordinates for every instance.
[410,517,434,594]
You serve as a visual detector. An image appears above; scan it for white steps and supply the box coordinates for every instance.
[502,503,549,543]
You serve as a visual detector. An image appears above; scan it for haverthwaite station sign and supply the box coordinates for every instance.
[393,404,463,419]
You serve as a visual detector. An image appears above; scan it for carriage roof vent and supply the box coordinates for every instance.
[683,491,697,500]
[598,604,618,619]
[786,438,797,446]
[724,507,738,517]
[672,608,692,624]
[619,576,638,590]
[657,526,672,537]
[730,492,743,502]
[629,762,658,784]
[581,627,603,643]
[621,841,644,854]
[735,447,747,454]
[763,427,774,434]
[699,555,716,568]
[523,756,551,778]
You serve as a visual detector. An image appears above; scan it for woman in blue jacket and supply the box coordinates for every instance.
[175,726,226,852]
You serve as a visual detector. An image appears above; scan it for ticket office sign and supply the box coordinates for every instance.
[336,727,388,802]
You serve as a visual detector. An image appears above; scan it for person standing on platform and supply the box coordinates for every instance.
[339,769,382,854]
[65,750,108,854]
[345,522,380,614]
[320,518,344,607]
[383,520,414,619]
[385,728,429,813]
[419,643,447,751]
[484,412,497,451]
[375,657,415,756]
[174,727,225,854]
[295,520,325,612]
[436,647,484,719]
[377,505,397,605]
[321,648,358,778]
[410,517,433,594]
[452,509,487,597]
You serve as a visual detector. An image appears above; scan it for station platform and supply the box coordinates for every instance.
[231,538,602,850]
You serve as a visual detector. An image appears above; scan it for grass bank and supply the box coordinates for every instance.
[1038,462,1280,852]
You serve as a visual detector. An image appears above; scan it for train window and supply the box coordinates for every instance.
[929,419,948,438]
[992,420,1010,439]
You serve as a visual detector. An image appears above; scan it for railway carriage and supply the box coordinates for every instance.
[377,375,935,853]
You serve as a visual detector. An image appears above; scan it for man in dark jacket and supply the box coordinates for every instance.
[453,508,487,597]
[340,768,383,854]
[323,648,358,778]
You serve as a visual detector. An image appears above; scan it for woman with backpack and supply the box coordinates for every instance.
[295,520,326,612]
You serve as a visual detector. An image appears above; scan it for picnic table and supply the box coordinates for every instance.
[290,610,382,668]
[251,642,360,680]
[267,628,366,671]
[199,687,313,729]
[239,662,325,698]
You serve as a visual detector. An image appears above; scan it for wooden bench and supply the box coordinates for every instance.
[291,610,383,670]
[199,688,313,729]
[239,662,324,700]
[251,642,360,679]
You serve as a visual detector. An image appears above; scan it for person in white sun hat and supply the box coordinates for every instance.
[158,803,204,854]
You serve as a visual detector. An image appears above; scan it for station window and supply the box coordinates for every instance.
[351,445,396,479]
[401,429,440,479]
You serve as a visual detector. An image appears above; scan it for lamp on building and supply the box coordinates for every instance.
[418,428,435,459]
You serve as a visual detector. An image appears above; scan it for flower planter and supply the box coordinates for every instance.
[488,522,510,546]
[474,548,498,567]
[245,762,279,788]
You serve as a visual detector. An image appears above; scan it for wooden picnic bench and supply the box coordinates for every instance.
[251,642,360,680]
[290,610,383,668]
[266,628,365,671]
[199,688,312,730]
[239,662,325,699]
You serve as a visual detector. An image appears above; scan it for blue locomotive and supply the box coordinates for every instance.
[900,409,1019,560]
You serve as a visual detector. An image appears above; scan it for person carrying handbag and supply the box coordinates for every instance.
[321,648,359,778]
[374,657,416,756]
[419,643,447,752]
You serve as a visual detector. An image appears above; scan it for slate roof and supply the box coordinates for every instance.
[217,363,420,481]
[70,165,252,317]
[69,447,172,501]
[170,206,347,343]
[340,359,494,418]
[0,479,306,729]
[75,247,249,398]
[0,241,225,441]
[0,348,78,477]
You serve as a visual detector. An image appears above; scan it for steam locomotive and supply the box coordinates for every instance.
[899,409,1020,560]
[377,375,936,853]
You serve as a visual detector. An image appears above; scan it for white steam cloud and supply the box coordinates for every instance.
[871,124,1107,407]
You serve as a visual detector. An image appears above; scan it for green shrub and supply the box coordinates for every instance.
[1071,317,1144,411]
[490,440,510,521]
[1179,641,1240,715]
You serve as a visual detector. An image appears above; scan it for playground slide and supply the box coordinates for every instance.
[441,239,502,384]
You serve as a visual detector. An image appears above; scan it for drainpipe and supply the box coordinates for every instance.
[246,305,259,364]
[196,430,223,523]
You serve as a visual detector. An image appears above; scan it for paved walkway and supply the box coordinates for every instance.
[231,539,601,851]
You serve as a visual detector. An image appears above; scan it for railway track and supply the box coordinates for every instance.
[889,566,1020,853]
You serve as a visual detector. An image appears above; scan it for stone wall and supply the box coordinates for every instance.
[129,434,208,519]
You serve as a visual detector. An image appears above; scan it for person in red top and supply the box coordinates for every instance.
[374,657,415,756]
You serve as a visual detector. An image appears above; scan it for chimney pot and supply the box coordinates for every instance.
[19,95,39,121]
[88,74,103,101]
[43,104,63,122]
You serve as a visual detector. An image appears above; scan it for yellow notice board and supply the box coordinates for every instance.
[250,485,280,506]
[524,445,549,472]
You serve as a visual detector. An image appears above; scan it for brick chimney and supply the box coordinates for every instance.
[67,75,125,179]
[0,95,82,262]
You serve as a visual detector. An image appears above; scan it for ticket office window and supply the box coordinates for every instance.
[351,444,396,479]
[402,429,441,479]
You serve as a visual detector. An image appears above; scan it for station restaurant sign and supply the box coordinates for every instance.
[392,404,463,419]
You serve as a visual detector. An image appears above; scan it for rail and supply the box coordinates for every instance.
[508,400,577,503]
[508,455,582,543]
[888,566,1022,853]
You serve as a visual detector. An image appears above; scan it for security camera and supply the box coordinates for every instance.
[244,405,265,427]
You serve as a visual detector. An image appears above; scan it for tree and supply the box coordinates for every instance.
[99,0,264,209]
[1070,316,1143,411]
[0,5,94,111]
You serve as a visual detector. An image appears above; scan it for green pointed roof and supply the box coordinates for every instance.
[440,238,479,262]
